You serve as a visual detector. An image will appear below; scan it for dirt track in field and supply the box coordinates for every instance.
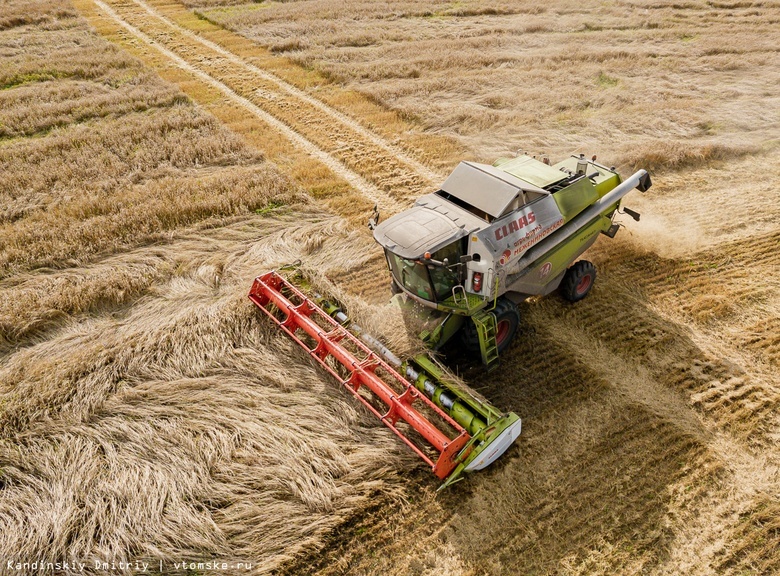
[77,0,448,220]
[73,0,465,304]
[62,1,780,574]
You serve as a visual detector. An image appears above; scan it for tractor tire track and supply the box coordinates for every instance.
[90,0,405,217]
[131,0,442,185]
[74,0,449,321]
[567,281,780,444]
[533,299,779,574]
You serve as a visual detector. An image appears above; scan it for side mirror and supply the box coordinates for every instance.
[367,204,380,230]
[460,255,473,264]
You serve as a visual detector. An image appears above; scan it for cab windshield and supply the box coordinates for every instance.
[386,242,463,303]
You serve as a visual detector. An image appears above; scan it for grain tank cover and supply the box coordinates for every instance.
[493,154,571,189]
[440,162,549,219]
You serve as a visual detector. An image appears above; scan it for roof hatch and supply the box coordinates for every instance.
[372,205,468,260]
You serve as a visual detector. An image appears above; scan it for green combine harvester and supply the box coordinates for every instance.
[250,153,651,488]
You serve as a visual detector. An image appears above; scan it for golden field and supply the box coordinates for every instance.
[1,0,778,574]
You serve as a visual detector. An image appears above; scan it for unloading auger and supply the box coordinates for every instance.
[249,271,521,488]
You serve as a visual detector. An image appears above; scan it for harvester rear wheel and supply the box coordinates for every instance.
[461,297,520,355]
[560,260,597,302]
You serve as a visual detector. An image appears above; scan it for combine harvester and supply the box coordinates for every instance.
[250,153,651,488]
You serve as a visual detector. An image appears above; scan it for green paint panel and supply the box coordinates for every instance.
[552,177,599,222]
[439,291,487,313]
[553,157,622,198]
[420,313,465,349]
[493,154,569,188]
[528,214,613,282]
[594,172,621,197]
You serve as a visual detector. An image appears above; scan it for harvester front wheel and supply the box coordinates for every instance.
[461,297,520,355]
[493,298,520,353]
[561,260,596,302]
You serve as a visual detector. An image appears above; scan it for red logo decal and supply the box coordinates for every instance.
[495,211,536,241]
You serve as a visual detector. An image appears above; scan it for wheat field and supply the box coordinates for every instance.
[0,3,415,573]
[1,0,779,575]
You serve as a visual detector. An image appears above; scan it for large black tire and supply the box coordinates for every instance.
[560,260,597,302]
[493,297,521,353]
[390,278,402,295]
[461,297,520,355]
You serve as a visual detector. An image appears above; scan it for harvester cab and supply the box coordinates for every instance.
[249,152,650,489]
[373,153,651,370]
